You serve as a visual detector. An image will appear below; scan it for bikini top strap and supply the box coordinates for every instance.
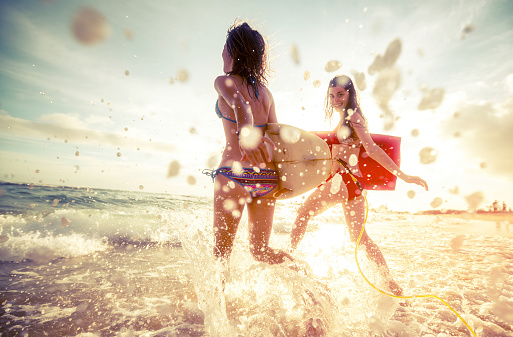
[249,75,259,99]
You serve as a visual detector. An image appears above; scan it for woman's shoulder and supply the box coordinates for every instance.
[215,74,247,91]
[214,75,233,88]
[215,75,241,98]
[346,110,367,127]
[255,83,271,101]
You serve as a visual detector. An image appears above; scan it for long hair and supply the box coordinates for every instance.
[225,22,269,99]
[324,75,367,131]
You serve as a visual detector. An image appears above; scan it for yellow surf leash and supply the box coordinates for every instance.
[348,168,477,336]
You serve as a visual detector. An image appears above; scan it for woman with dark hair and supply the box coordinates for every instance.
[207,22,292,266]
[289,75,428,295]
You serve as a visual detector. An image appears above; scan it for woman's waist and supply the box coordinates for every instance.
[332,145,360,161]
[332,158,363,177]
[218,153,277,171]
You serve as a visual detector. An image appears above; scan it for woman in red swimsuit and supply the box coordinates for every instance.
[210,22,292,266]
[289,75,428,295]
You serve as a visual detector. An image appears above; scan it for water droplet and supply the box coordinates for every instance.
[368,39,401,75]
[176,69,189,82]
[448,186,459,194]
[123,28,133,40]
[348,154,358,166]
[461,23,475,39]
[280,126,301,144]
[430,197,443,208]
[61,216,70,227]
[336,125,351,140]
[71,7,110,45]
[419,147,437,164]
[450,235,465,252]
[418,88,445,110]
[232,161,243,175]
[290,44,300,65]
[239,126,262,149]
[351,70,366,90]
[325,60,342,72]
[330,174,342,194]
[223,199,236,211]
[465,191,484,210]
[167,160,181,177]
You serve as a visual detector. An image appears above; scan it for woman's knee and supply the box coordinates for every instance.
[348,224,366,243]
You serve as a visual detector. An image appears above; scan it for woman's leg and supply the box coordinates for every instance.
[247,197,293,264]
[343,196,403,296]
[290,177,348,250]
[213,174,247,262]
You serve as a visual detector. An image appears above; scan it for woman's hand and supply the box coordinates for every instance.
[402,174,429,191]
[238,126,276,167]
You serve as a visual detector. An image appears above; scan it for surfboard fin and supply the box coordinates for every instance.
[273,188,293,198]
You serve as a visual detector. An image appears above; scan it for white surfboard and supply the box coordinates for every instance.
[265,123,332,199]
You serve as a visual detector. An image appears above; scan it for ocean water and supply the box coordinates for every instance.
[1,181,512,336]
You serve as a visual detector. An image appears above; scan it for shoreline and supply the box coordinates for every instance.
[417,211,513,223]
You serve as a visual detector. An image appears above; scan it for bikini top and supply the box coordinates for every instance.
[336,120,364,148]
[215,76,266,127]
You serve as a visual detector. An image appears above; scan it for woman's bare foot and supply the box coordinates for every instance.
[304,317,326,337]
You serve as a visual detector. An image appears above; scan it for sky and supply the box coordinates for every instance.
[1,0,513,212]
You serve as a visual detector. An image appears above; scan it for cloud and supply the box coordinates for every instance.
[39,113,89,129]
[441,94,513,178]
[0,111,176,153]
[506,74,513,93]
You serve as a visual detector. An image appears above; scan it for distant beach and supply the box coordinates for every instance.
[417,209,513,222]
[415,209,513,238]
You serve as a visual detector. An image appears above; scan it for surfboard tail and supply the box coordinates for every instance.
[311,131,401,191]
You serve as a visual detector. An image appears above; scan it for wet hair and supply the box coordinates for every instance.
[225,22,269,99]
[324,75,367,139]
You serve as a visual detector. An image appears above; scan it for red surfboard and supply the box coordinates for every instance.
[311,131,401,191]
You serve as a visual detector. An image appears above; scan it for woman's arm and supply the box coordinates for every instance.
[214,75,274,166]
[267,95,278,123]
[214,75,254,128]
[350,116,429,190]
